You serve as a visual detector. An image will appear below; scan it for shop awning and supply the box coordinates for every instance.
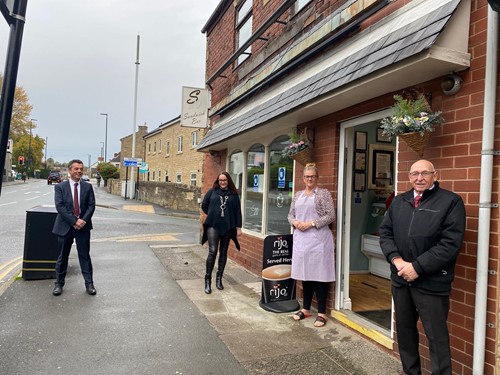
[198,0,470,152]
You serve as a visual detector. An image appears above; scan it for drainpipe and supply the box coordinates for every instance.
[472,6,498,375]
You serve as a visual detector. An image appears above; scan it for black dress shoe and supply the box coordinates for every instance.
[86,283,97,295]
[52,285,63,296]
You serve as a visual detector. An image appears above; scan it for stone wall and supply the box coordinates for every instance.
[107,178,202,212]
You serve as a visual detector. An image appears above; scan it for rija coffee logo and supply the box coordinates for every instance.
[261,234,295,305]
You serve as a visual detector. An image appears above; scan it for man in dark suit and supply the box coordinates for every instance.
[52,159,96,296]
[380,160,466,375]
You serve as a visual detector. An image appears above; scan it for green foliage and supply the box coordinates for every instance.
[0,74,34,142]
[97,162,119,181]
[380,94,443,136]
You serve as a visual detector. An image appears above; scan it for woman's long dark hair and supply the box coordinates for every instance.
[212,171,238,194]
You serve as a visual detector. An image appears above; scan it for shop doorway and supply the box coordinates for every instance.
[335,110,395,333]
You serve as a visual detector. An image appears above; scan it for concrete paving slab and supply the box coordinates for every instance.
[153,244,403,375]
[0,242,246,375]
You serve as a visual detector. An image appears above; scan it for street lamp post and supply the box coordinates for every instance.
[100,113,108,162]
[100,142,104,159]
[44,136,48,170]
[29,118,37,176]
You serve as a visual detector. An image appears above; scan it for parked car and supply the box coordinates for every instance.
[47,171,62,185]
[81,175,90,182]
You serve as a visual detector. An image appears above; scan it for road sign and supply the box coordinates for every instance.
[139,162,148,173]
[123,157,142,167]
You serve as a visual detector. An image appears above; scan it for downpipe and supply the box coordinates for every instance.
[472,5,498,375]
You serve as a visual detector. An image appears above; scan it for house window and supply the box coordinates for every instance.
[165,171,169,182]
[244,143,264,232]
[176,173,182,184]
[177,136,183,153]
[237,0,253,65]
[190,173,197,187]
[159,139,162,152]
[148,143,151,153]
[191,130,198,147]
[158,170,161,182]
[295,0,309,13]
[152,171,155,181]
[166,140,170,156]
[153,141,156,153]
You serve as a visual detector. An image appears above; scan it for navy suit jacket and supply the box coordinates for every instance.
[52,179,95,236]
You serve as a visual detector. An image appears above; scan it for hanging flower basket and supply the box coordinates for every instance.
[380,93,443,158]
[283,127,314,165]
[290,146,313,165]
[398,131,431,158]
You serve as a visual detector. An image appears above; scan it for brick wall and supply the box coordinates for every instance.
[203,1,499,373]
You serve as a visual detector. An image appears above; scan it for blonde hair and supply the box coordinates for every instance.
[303,163,318,177]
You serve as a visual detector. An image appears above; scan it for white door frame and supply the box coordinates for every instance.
[335,109,391,311]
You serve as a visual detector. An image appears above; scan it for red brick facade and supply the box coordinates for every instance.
[201,1,499,373]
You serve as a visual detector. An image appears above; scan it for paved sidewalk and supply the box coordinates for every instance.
[152,244,402,375]
[0,181,403,374]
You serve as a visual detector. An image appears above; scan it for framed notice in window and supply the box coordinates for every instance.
[354,172,366,192]
[377,127,392,143]
[354,151,366,171]
[368,144,395,190]
[355,131,367,150]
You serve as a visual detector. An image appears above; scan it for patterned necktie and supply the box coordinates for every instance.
[73,183,80,216]
[414,194,422,208]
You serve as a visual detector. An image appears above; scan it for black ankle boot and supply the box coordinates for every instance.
[216,274,224,290]
[204,276,212,294]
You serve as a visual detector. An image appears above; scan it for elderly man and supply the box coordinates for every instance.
[379,159,466,375]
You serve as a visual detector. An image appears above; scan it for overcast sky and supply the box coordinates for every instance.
[0,0,220,165]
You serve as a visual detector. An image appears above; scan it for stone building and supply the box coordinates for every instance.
[143,116,204,187]
[197,1,500,374]
[119,124,148,180]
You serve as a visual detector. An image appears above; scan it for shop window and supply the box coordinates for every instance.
[266,136,293,235]
[229,150,244,190]
[244,143,264,232]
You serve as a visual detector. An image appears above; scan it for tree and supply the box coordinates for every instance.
[96,162,119,187]
[0,74,34,142]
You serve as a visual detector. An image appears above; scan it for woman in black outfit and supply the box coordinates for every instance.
[201,172,242,294]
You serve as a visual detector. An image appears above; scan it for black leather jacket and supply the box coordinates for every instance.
[379,182,465,294]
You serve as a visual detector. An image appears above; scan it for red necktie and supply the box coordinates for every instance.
[414,194,422,208]
[73,183,80,216]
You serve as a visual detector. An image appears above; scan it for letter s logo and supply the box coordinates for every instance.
[187,90,201,104]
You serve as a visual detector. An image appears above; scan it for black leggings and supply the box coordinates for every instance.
[205,227,231,277]
[301,280,329,314]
